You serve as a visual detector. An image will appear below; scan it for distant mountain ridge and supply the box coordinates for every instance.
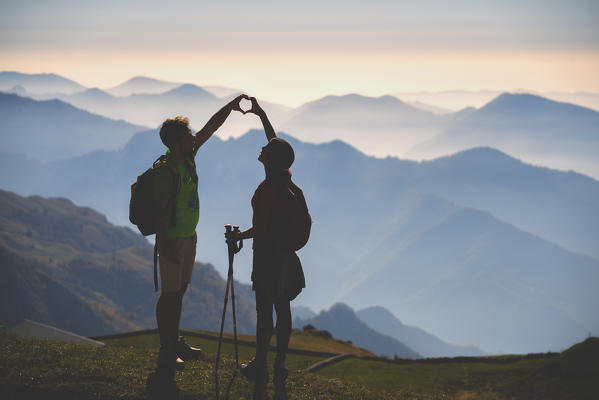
[295,303,421,359]
[158,83,216,100]
[336,202,599,353]
[0,71,86,95]
[0,92,147,162]
[2,72,288,138]
[404,146,599,259]
[281,93,443,156]
[106,76,182,97]
[3,71,598,178]
[357,306,484,357]
[394,89,599,113]
[39,84,221,128]
[408,93,599,179]
[0,189,257,336]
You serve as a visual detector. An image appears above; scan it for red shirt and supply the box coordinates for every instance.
[251,180,279,238]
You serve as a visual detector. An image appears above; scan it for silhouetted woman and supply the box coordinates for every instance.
[227,97,305,400]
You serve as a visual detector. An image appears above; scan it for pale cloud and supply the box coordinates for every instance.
[1,1,598,105]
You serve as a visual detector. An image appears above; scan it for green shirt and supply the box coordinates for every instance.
[153,152,200,238]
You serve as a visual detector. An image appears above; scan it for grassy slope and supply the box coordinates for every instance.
[1,332,597,400]
[317,339,599,399]
[0,333,400,400]
[187,328,376,357]
[100,332,326,371]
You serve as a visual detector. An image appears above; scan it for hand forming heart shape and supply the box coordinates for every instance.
[239,98,253,114]
[231,95,261,116]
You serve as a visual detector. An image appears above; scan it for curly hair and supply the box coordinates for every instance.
[159,116,191,148]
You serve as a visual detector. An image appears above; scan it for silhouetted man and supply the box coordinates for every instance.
[149,94,247,394]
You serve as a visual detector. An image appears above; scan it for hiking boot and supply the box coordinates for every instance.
[176,336,203,361]
[174,356,185,371]
[240,356,258,382]
[273,363,289,400]
[158,345,185,373]
[242,358,269,399]
[146,371,180,400]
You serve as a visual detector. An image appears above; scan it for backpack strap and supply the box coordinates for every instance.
[153,156,181,228]
[153,241,159,292]
[151,155,181,292]
[186,158,198,183]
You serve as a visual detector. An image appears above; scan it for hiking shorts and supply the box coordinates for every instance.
[158,233,197,293]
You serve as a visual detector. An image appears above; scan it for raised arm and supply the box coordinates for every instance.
[248,97,276,141]
[194,94,248,150]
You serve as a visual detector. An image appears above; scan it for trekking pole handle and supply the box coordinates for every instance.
[233,226,243,252]
[225,224,242,253]
[225,224,233,250]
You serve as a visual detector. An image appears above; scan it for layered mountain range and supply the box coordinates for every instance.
[356,306,483,357]
[407,93,599,179]
[2,71,598,179]
[0,93,146,162]
[1,72,598,354]
[294,303,485,358]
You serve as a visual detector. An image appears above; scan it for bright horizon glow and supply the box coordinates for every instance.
[2,50,598,108]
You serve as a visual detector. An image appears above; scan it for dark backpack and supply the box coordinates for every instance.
[278,180,312,251]
[129,155,180,291]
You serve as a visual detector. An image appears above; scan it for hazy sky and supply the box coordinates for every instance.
[1,0,598,106]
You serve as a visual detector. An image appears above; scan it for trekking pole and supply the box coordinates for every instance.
[216,224,243,400]
[225,225,242,398]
